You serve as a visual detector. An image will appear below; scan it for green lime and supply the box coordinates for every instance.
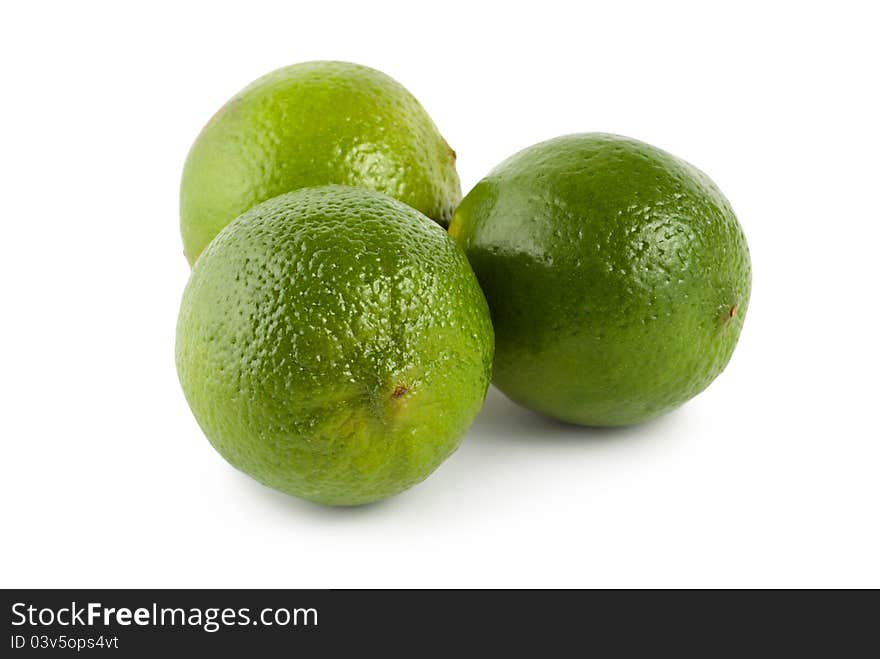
[450,134,751,426]
[176,185,493,505]
[180,61,460,265]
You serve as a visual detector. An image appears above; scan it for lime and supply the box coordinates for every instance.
[176,186,493,505]
[450,134,751,426]
[180,61,460,265]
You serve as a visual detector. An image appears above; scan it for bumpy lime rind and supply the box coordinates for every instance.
[450,133,751,426]
[177,186,493,505]
[181,61,460,265]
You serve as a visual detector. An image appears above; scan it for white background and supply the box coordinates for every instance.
[2,1,878,588]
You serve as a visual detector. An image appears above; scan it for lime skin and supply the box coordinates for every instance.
[449,134,751,426]
[180,61,460,265]
[176,186,493,505]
